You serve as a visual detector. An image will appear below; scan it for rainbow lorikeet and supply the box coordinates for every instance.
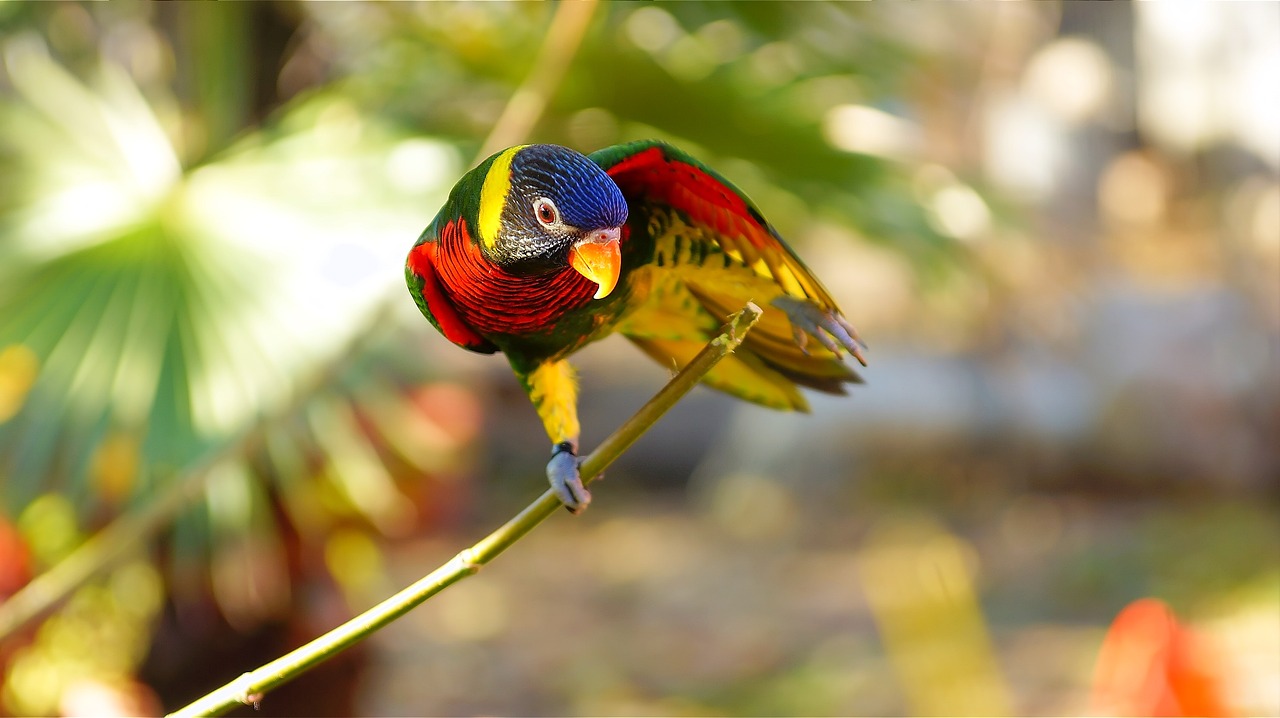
[406,141,866,513]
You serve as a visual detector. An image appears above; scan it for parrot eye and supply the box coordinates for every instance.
[533,198,559,227]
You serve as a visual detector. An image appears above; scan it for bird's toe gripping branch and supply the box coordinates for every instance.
[772,296,869,366]
[547,441,590,513]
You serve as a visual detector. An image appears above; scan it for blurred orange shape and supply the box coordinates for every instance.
[0,517,32,597]
[1090,598,1232,717]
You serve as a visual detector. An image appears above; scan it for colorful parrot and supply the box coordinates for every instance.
[405,141,866,513]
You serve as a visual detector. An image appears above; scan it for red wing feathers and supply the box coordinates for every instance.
[601,143,837,309]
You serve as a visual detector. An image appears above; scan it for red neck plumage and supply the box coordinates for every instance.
[434,218,598,336]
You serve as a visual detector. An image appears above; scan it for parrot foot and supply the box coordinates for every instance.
[547,442,591,514]
[771,297,868,366]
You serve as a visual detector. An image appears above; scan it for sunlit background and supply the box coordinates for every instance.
[0,3,1276,716]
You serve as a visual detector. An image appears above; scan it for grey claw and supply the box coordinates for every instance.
[813,326,845,357]
[771,297,868,366]
[548,447,591,513]
[834,315,869,366]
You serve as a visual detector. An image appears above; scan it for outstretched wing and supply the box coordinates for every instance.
[591,140,861,412]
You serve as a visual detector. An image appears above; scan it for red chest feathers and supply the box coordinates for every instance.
[429,219,599,336]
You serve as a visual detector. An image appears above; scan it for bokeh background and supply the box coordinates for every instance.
[1,2,1277,716]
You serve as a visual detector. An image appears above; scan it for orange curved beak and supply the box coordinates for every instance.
[569,228,622,300]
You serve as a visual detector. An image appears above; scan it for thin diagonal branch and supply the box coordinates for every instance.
[168,303,763,718]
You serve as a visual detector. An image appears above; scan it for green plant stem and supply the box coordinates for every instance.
[0,0,598,645]
[476,0,599,159]
[167,303,762,718]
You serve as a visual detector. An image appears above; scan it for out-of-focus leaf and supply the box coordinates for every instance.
[0,41,459,517]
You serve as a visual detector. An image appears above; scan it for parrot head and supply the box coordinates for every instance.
[475,144,629,299]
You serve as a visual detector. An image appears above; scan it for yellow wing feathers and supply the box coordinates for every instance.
[616,233,859,412]
[644,210,835,307]
[628,335,809,411]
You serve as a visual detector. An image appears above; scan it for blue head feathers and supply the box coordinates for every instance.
[511,145,629,232]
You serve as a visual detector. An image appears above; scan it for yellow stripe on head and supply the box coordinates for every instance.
[478,145,528,250]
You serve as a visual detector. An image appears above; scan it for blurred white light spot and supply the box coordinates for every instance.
[1134,1,1230,155]
[823,104,919,160]
[387,139,455,194]
[1141,75,1212,154]
[175,122,437,435]
[1023,37,1113,125]
[983,93,1064,203]
[931,184,991,242]
[915,165,991,242]
[5,36,180,206]
[17,182,139,258]
[1140,1,1218,53]
[59,679,148,718]
[625,7,681,54]
[1226,41,1280,168]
